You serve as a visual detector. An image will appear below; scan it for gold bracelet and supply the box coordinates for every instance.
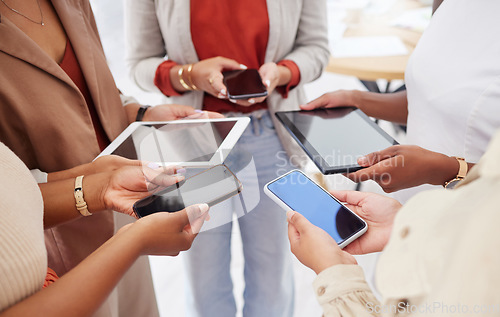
[186,64,199,90]
[178,65,192,90]
[74,175,92,216]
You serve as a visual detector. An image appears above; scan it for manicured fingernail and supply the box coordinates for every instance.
[174,174,185,181]
[195,109,204,113]
[358,156,368,165]
[220,89,226,95]
[265,79,271,87]
[176,168,187,174]
[147,162,160,169]
[286,210,295,222]
[199,203,209,214]
[248,99,255,104]
[240,64,248,69]
[230,99,237,103]
[218,93,225,99]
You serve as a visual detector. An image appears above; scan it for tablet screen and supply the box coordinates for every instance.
[111,121,236,163]
[276,108,398,174]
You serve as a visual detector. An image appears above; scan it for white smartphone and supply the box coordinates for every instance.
[264,169,367,248]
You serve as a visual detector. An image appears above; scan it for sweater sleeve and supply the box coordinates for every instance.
[276,60,300,98]
[313,265,381,317]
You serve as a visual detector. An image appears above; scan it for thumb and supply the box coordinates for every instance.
[358,145,399,167]
[287,210,311,234]
[219,57,247,71]
[184,203,210,234]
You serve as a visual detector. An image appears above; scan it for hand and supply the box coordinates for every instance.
[191,57,247,98]
[102,165,184,217]
[287,210,356,275]
[300,90,357,110]
[125,203,210,256]
[345,145,459,192]
[228,62,279,106]
[330,190,401,254]
[143,104,224,121]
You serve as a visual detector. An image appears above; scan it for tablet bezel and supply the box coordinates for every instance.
[275,108,398,174]
[96,117,250,167]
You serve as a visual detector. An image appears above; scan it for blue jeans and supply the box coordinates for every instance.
[184,111,294,317]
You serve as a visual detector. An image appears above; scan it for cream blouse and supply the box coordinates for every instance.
[314,130,500,316]
[0,143,46,312]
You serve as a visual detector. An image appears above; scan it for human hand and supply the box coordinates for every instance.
[330,190,401,254]
[300,90,356,111]
[227,62,279,106]
[287,210,356,275]
[102,165,185,217]
[127,203,210,256]
[143,104,224,121]
[345,145,459,192]
[191,57,247,99]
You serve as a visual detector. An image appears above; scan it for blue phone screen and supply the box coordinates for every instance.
[267,171,365,244]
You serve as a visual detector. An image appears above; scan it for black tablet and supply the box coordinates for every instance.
[275,108,398,174]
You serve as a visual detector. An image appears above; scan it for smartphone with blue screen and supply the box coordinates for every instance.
[264,170,367,248]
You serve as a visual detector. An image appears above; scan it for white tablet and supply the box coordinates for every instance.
[97,117,250,167]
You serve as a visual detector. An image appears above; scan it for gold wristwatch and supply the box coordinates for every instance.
[444,157,467,189]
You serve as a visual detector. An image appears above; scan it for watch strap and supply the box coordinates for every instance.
[74,175,92,216]
[135,105,151,121]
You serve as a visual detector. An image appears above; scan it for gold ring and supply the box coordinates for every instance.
[208,78,214,85]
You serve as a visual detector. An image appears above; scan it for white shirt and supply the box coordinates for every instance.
[398,0,500,203]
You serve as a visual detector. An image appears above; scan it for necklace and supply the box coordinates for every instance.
[0,0,44,26]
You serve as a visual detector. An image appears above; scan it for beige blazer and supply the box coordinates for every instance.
[0,0,130,275]
[0,2,158,316]
[124,0,330,161]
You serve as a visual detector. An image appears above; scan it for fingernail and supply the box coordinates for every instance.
[218,93,225,99]
[358,156,368,166]
[147,162,160,169]
[195,109,204,113]
[176,168,187,174]
[220,89,226,95]
[199,203,209,214]
[265,79,271,87]
[230,99,237,103]
[240,64,248,69]
[173,174,185,181]
[286,210,295,222]
[248,99,255,104]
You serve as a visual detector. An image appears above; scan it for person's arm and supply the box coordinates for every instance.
[302,90,409,125]
[41,165,183,228]
[0,204,208,317]
[287,210,380,316]
[47,156,143,182]
[345,145,475,193]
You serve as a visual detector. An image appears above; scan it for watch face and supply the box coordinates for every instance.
[445,179,462,189]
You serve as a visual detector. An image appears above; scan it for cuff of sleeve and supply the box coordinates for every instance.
[119,94,139,107]
[30,169,48,183]
[313,264,372,305]
[276,60,301,98]
[154,60,182,97]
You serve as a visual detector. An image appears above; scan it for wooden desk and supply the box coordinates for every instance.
[326,0,426,82]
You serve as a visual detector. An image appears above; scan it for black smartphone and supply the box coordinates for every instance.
[133,164,242,218]
[222,69,268,100]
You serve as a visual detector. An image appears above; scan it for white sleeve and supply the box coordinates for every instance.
[282,0,330,84]
[124,0,165,93]
[30,169,48,183]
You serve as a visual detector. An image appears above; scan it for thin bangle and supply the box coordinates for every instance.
[186,64,199,90]
[178,66,192,91]
[136,105,151,121]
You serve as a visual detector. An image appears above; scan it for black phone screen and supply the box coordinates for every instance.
[222,69,268,99]
[266,170,366,245]
[133,165,242,218]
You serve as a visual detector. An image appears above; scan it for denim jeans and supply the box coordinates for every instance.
[183,111,295,317]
